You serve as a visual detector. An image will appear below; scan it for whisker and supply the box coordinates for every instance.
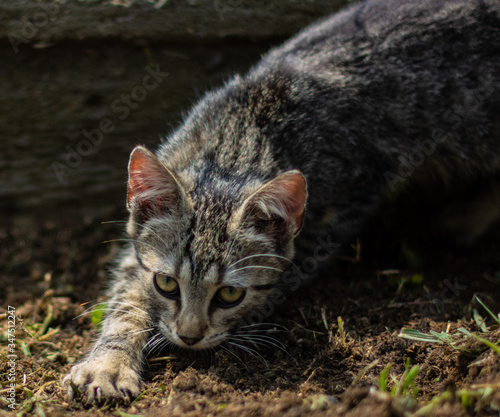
[102,238,164,255]
[102,220,174,261]
[73,301,108,320]
[232,334,292,358]
[150,340,167,356]
[129,327,155,336]
[106,301,150,318]
[238,323,290,332]
[74,307,148,322]
[126,327,155,364]
[100,308,149,322]
[132,221,173,255]
[230,265,283,274]
[228,253,294,269]
[220,345,249,373]
[103,220,168,247]
[222,208,256,265]
[234,333,287,349]
[144,333,169,356]
[102,300,149,318]
[158,339,173,355]
[236,328,289,334]
[143,333,161,351]
[226,341,268,369]
[149,334,165,350]
[223,232,239,266]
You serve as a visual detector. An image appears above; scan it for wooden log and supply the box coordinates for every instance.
[0,0,346,221]
[0,43,267,219]
[1,0,345,48]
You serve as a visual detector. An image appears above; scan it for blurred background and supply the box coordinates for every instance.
[0,0,346,304]
[0,0,346,224]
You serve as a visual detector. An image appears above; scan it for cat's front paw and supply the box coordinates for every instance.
[63,354,141,403]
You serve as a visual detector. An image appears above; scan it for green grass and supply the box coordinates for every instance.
[399,297,500,357]
[394,298,500,415]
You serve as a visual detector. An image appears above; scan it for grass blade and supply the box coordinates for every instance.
[475,297,500,326]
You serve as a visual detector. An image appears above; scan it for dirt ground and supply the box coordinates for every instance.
[1,200,500,417]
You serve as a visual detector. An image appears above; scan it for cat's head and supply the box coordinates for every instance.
[125,146,307,350]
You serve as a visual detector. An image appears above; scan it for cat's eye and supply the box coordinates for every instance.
[154,274,180,298]
[215,286,245,307]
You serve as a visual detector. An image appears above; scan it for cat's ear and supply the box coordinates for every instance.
[238,170,307,238]
[127,146,187,224]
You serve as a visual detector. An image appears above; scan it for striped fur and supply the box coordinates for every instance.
[64,0,500,403]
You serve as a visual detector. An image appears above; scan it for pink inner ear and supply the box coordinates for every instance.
[278,172,307,222]
[127,146,180,215]
[252,170,307,234]
[128,147,157,204]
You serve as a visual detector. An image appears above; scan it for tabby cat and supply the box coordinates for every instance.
[64,0,500,402]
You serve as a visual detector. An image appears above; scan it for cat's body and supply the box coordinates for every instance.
[64,0,500,402]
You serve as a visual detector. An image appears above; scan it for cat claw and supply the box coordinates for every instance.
[120,389,133,402]
[62,374,78,400]
[63,355,141,404]
[94,387,103,403]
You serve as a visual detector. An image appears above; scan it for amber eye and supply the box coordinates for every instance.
[215,286,245,307]
[154,274,179,298]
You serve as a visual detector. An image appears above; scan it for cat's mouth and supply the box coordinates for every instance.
[156,320,228,350]
[173,332,227,350]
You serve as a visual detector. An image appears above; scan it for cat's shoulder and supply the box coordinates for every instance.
[272,0,498,53]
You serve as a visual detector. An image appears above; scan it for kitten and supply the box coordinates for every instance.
[64,0,500,403]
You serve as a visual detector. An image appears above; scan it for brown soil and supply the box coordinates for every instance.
[1,208,500,417]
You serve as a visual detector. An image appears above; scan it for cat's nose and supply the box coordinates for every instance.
[178,335,203,346]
